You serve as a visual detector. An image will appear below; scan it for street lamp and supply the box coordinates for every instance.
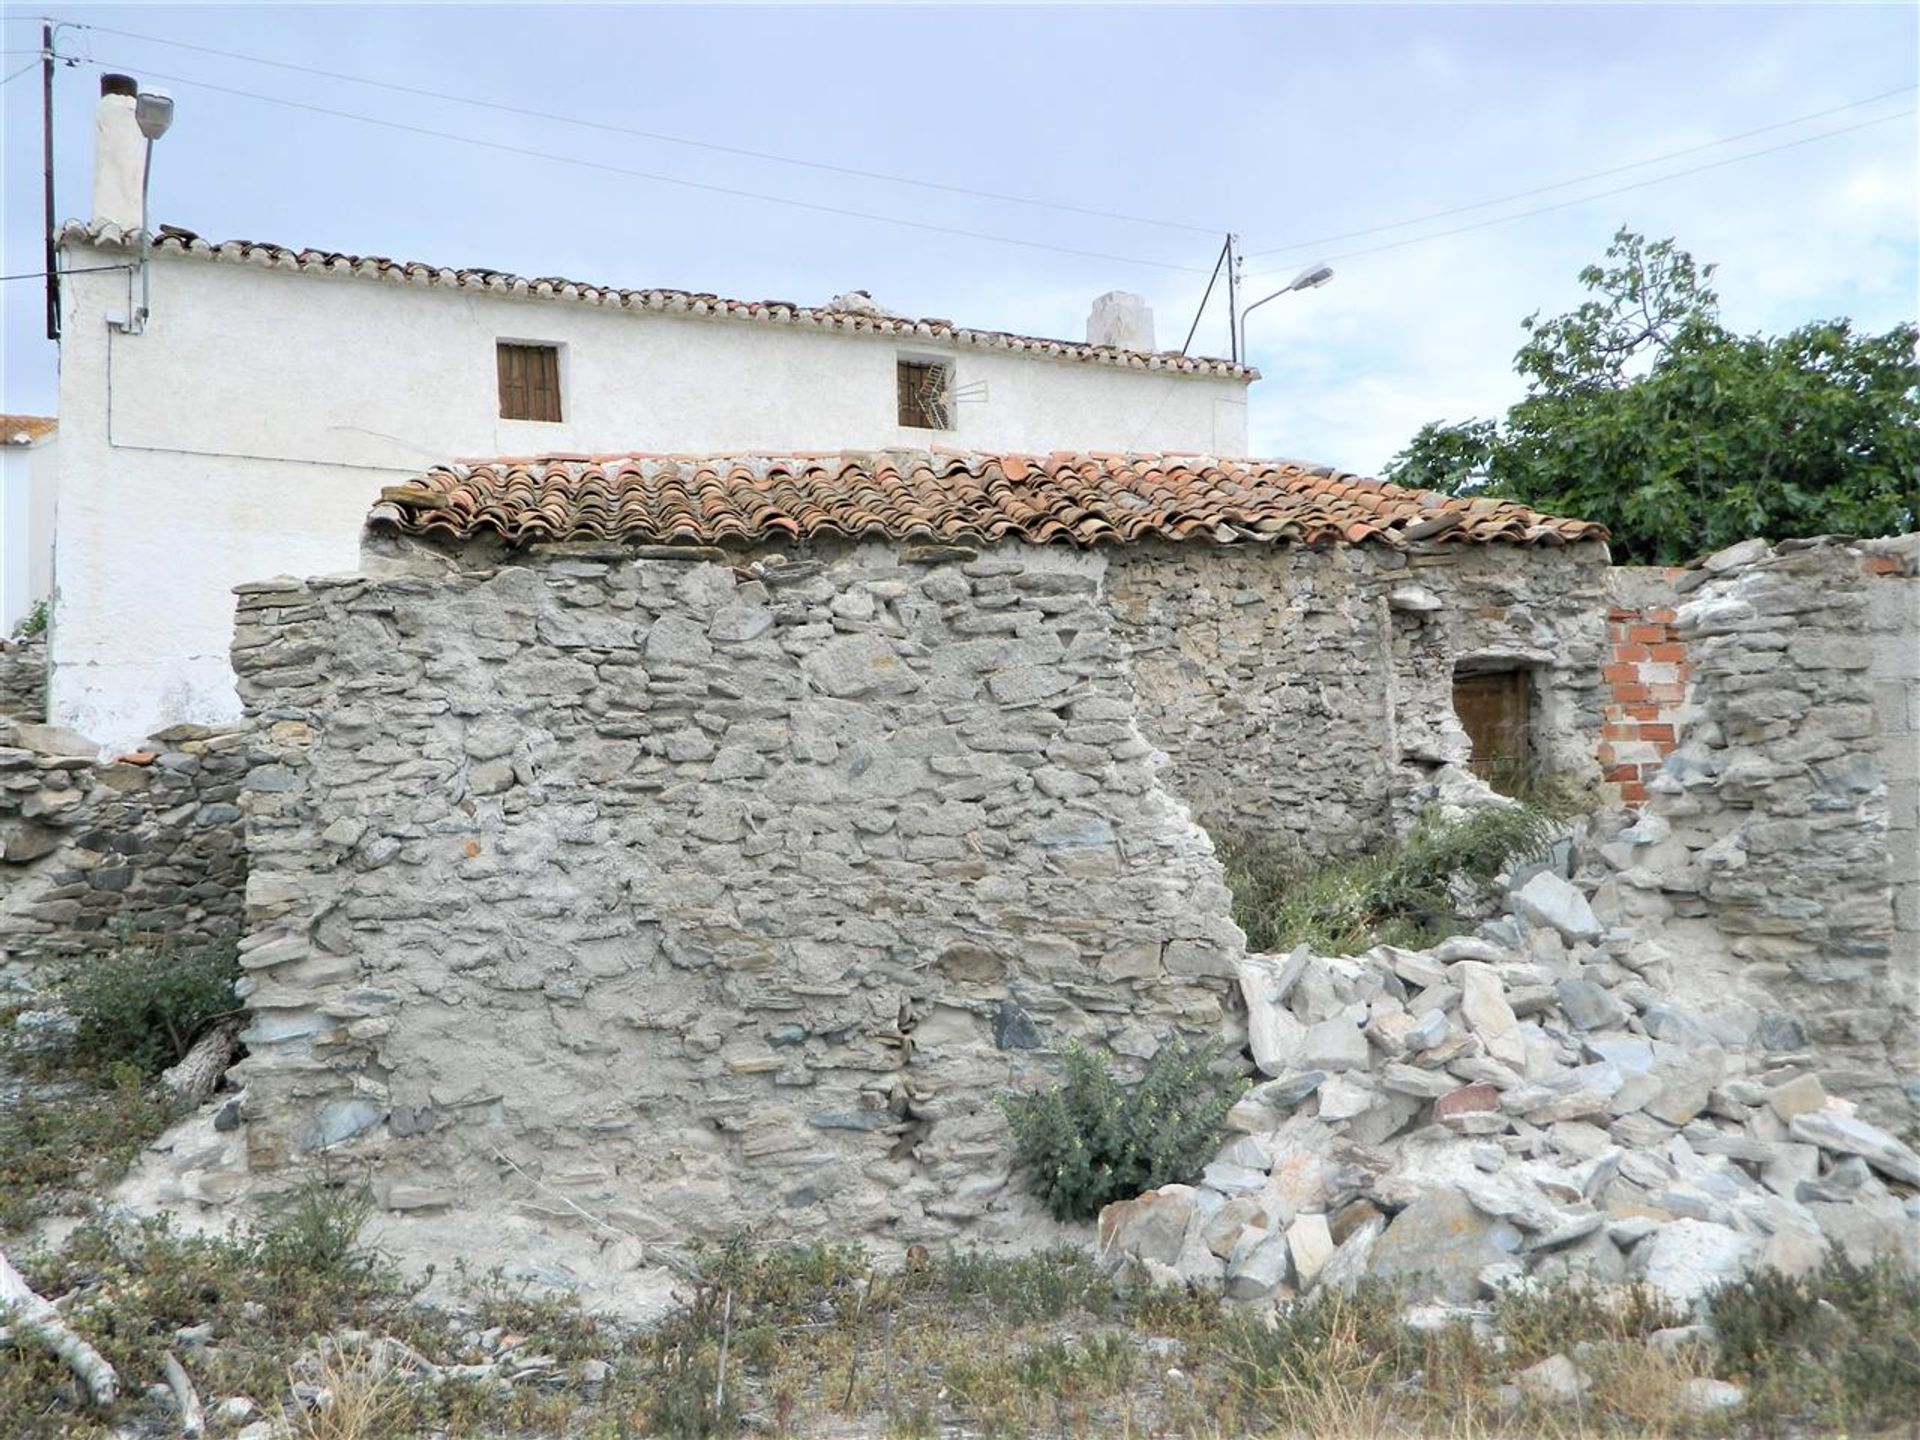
[1236,262,1334,361]
[115,85,174,333]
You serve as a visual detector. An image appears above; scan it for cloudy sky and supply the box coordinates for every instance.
[2,2,1914,473]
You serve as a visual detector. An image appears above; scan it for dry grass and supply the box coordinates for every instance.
[287,1340,410,1440]
[4,1219,1913,1439]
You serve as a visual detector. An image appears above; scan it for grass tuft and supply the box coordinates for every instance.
[1219,797,1576,955]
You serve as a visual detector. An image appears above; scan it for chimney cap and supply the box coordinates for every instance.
[100,73,138,98]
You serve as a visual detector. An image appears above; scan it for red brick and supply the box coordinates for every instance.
[1647,608,1677,624]
[1862,555,1902,576]
[1648,642,1688,662]
[1434,1082,1501,1120]
[1613,643,1650,663]
[1638,723,1676,744]
[1628,624,1668,644]
[1612,684,1649,704]
[1619,781,1648,806]
[1603,763,1641,783]
[1602,663,1639,685]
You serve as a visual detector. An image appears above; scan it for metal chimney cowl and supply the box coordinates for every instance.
[1086,291,1156,353]
[92,73,146,232]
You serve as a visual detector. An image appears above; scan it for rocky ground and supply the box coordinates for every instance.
[1098,830,1920,1401]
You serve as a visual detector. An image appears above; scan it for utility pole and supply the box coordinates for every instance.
[1224,233,1240,364]
[42,21,58,340]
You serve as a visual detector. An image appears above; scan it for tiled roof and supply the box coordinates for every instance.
[367,451,1608,550]
[1,415,57,446]
[61,221,1254,380]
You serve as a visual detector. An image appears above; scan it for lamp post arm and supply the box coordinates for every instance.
[1236,287,1291,363]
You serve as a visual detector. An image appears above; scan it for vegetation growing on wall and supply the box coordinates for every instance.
[1219,799,1571,955]
[1385,229,1920,564]
[1000,1040,1243,1222]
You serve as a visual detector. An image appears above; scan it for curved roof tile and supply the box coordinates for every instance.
[367,452,1607,551]
[61,221,1254,380]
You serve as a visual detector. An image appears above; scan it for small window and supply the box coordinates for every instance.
[897,358,953,430]
[1454,666,1533,795]
[498,342,562,422]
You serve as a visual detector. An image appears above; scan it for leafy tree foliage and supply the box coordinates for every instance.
[1385,230,1920,564]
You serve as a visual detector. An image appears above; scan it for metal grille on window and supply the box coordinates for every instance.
[498,343,562,422]
[897,360,952,430]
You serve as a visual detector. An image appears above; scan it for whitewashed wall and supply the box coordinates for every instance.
[52,248,1250,747]
[1,434,57,636]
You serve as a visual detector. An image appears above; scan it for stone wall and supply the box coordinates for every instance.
[1598,568,1688,807]
[223,533,1608,1243]
[0,636,46,722]
[1596,535,1920,1129]
[0,717,250,983]
[1106,541,1610,853]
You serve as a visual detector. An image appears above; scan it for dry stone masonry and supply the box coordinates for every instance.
[1,716,249,983]
[1595,536,1919,1127]
[1104,542,1607,854]
[0,636,46,722]
[216,525,1607,1246]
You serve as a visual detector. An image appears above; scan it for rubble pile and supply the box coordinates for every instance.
[1097,864,1920,1312]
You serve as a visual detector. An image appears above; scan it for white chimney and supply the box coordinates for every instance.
[92,74,146,232]
[1086,291,1155,352]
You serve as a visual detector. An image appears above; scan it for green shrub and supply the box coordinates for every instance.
[1000,1039,1243,1223]
[58,936,240,1076]
[10,598,48,639]
[1219,800,1570,955]
[1710,1254,1920,1430]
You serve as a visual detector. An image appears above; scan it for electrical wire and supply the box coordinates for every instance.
[1,58,35,85]
[55,17,1224,236]
[1241,108,1916,282]
[70,55,1216,276]
[0,264,134,281]
[1247,83,1918,260]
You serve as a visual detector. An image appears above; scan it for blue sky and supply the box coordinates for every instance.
[3,2,1915,472]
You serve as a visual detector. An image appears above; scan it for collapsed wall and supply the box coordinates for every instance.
[220,531,1608,1243]
[1595,535,1920,1130]
[0,717,249,983]
[1106,542,1608,852]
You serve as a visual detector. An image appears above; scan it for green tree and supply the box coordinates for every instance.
[1385,230,1920,564]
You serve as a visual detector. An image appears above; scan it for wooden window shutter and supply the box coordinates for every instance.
[1453,669,1533,795]
[498,343,561,421]
[896,359,951,430]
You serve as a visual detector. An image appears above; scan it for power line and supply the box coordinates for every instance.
[1249,83,1918,261]
[1242,108,1915,282]
[1,58,35,86]
[57,17,1224,237]
[73,56,1215,276]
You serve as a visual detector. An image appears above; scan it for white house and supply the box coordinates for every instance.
[1,416,57,638]
[48,75,1255,749]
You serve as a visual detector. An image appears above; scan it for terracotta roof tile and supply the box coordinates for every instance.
[367,452,1607,551]
[1,415,56,445]
[62,221,1254,381]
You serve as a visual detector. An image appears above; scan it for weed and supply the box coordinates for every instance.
[1000,1039,1244,1222]
[0,1062,175,1233]
[255,1169,384,1284]
[1493,1277,1687,1364]
[288,1339,409,1440]
[1220,800,1568,955]
[1709,1253,1920,1432]
[57,937,241,1077]
[10,598,48,640]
